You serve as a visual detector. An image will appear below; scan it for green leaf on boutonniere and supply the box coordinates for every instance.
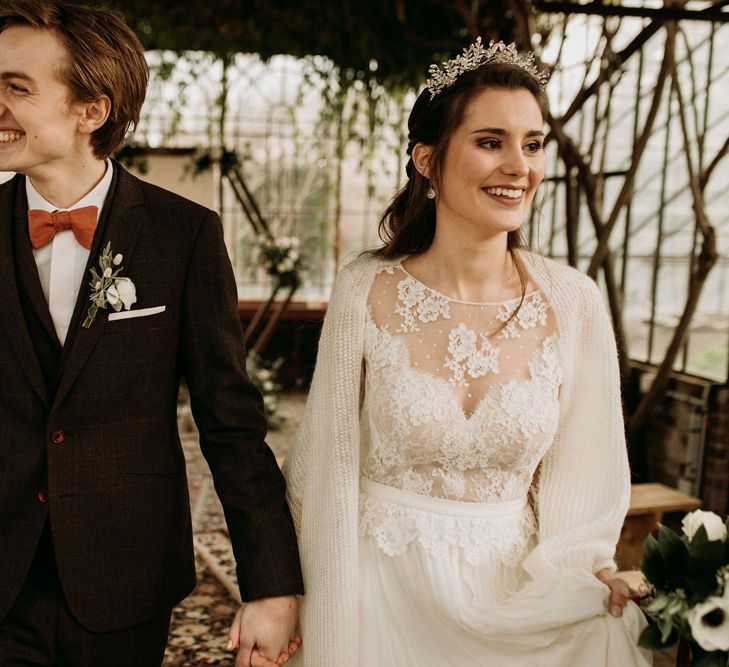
[83,242,133,328]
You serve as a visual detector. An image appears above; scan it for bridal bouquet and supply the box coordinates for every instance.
[638,509,729,666]
[258,235,305,289]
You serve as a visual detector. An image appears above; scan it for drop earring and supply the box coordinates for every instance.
[427,187,435,199]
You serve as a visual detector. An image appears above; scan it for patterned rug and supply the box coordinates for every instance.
[162,434,239,666]
[163,392,303,666]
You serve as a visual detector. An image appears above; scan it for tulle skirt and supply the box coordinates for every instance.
[358,478,651,666]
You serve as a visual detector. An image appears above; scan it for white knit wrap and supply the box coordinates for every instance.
[283,251,630,666]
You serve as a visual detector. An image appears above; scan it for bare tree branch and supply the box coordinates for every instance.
[547,118,632,378]
[509,0,537,50]
[627,55,719,440]
[558,21,663,125]
[701,134,729,188]
[587,24,676,277]
[677,27,704,161]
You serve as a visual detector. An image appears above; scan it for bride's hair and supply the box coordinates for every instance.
[373,62,548,287]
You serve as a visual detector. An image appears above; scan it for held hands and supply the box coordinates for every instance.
[595,568,635,618]
[227,595,301,667]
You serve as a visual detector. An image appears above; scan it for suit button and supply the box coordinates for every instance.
[37,489,49,503]
[51,429,65,444]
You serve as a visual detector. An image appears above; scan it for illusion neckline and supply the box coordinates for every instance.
[397,262,541,307]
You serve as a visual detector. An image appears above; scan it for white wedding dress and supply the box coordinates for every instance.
[357,264,651,666]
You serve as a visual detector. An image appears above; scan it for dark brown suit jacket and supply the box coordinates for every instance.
[0,163,303,632]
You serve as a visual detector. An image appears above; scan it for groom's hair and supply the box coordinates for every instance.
[0,0,148,159]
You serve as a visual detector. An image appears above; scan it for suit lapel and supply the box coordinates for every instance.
[0,176,49,405]
[53,164,146,412]
[12,183,61,345]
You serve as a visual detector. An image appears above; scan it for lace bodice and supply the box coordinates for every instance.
[361,263,563,505]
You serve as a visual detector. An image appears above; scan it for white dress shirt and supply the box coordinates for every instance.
[27,160,113,345]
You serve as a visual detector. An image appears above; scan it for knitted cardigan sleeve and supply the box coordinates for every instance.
[282,257,376,666]
[282,259,366,531]
[523,271,630,580]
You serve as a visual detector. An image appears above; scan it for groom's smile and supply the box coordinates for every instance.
[0,130,24,143]
[0,25,85,180]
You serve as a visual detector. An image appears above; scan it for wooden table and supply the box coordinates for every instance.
[616,483,702,570]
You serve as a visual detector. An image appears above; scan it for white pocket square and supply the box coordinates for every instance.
[108,305,166,321]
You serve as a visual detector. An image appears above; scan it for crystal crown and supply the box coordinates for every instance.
[425,38,549,99]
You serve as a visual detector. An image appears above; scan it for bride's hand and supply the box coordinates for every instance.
[595,568,634,618]
[227,595,301,666]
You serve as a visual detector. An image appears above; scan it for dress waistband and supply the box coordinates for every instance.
[360,476,528,518]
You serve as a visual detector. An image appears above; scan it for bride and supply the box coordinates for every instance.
[284,40,651,666]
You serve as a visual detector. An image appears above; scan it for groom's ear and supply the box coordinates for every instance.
[74,96,112,135]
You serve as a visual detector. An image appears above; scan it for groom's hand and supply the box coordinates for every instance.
[228,594,300,667]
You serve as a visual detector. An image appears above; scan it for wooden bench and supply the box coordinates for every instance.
[616,483,702,570]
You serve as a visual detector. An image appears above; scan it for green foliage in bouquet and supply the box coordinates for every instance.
[638,510,729,666]
[257,236,305,290]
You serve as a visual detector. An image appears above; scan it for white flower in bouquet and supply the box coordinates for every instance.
[681,509,728,542]
[277,257,295,273]
[106,277,137,311]
[687,594,729,651]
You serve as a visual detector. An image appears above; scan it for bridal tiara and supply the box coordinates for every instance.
[425,38,549,99]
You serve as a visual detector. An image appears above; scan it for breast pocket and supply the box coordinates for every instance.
[98,307,177,366]
[105,306,172,332]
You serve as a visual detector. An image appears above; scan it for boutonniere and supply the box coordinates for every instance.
[82,242,138,328]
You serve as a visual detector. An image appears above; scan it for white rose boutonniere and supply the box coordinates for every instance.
[106,278,137,311]
[82,242,138,328]
[682,510,728,542]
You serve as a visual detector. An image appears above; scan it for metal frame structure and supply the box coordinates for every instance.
[132,12,729,384]
[535,0,729,23]
[524,12,729,385]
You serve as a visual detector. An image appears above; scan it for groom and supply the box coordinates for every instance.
[0,2,302,665]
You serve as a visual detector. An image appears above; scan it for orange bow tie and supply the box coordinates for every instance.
[28,205,99,250]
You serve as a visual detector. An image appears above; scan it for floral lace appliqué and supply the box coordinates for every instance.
[529,334,562,386]
[395,276,451,332]
[496,292,549,339]
[361,268,562,563]
[359,493,536,566]
[444,323,500,387]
